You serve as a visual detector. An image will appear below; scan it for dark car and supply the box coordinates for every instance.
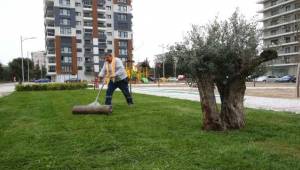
[275,75,296,83]
[65,78,81,83]
[34,78,51,83]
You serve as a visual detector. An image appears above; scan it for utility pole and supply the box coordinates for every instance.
[297,63,300,98]
[21,36,24,83]
[20,36,36,83]
[159,44,166,78]
[27,52,30,82]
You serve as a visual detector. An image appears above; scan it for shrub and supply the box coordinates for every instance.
[15,83,88,92]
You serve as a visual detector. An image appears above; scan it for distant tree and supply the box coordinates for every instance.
[9,58,34,83]
[168,10,278,131]
[155,54,176,77]
[33,64,47,80]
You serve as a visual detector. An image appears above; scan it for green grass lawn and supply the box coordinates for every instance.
[0,90,300,170]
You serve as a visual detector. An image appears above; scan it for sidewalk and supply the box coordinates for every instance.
[132,86,300,114]
[0,83,16,98]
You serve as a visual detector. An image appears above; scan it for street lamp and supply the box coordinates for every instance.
[20,36,36,83]
[159,44,166,78]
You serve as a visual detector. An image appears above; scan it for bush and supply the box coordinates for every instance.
[15,83,88,92]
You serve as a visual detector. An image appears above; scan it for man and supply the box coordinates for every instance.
[99,53,133,107]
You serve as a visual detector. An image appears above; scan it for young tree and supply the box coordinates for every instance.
[168,11,278,131]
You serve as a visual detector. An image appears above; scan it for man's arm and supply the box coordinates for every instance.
[114,58,126,77]
[99,62,107,78]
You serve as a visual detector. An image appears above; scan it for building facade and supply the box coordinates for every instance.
[31,51,46,69]
[258,0,300,76]
[44,0,133,82]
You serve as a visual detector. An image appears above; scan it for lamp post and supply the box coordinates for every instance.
[159,44,166,78]
[20,36,36,83]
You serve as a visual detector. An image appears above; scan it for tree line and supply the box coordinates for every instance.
[0,58,46,83]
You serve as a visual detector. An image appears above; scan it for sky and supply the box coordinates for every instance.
[0,0,260,66]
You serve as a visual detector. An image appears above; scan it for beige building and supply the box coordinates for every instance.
[258,0,300,76]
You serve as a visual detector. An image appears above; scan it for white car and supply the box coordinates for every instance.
[256,75,277,82]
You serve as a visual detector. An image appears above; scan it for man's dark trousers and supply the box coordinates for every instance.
[105,78,133,105]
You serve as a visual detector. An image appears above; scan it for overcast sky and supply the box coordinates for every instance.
[0,0,260,65]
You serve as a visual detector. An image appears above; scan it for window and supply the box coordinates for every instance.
[270,39,278,45]
[75,2,81,7]
[271,9,279,16]
[77,57,83,62]
[286,5,291,12]
[61,47,72,53]
[77,48,82,52]
[62,56,72,63]
[285,47,291,53]
[270,29,277,35]
[106,6,111,10]
[107,23,112,27]
[76,21,82,26]
[285,37,291,43]
[271,0,277,6]
[119,41,127,47]
[49,66,56,72]
[285,25,291,32]
[76,12,81,16]
[77,39,82,43]
[118,5,127,12]
[119,49,128,55]
[60,27,72,35]
[117,14,127,21]
[107,49,113,53]
[60,18,71,25]
[76,30,82,34]
[118,0,127,3]
[48,57,55,63]
[107,32,112,36]
[77,66,83,70]
[60,8,70,16]
[107,41,113,45]
[62,65,72,73]
[59,0,70,6]
[119,31,128,38]
[107,15,112,19]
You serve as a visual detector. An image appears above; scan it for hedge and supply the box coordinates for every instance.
[15,83,88,91]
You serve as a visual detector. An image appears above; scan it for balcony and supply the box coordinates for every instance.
[257,0,296,13]
[259,8,300,22]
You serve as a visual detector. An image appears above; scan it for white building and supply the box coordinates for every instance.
[258,0,300,76]
[31,51,46,68]
[44,0,133,82]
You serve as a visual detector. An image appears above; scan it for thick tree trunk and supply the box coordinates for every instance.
[217,77,246,130]
[197,74,224,131]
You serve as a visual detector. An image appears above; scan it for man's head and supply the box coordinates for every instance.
[105,53,113,63]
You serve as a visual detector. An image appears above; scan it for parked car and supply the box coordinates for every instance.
[275,75,296,83]
[256,75,277,82]
[65,78,81,83]
[167,77,178,82]
[34,78,51,83]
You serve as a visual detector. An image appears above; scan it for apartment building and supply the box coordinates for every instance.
[31,51,46,69]
[44,0,133,82]
[258,0,300,76]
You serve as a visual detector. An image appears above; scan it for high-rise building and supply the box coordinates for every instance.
[31,51,46,69]
[44,0,133,82]
[258,0,300,76]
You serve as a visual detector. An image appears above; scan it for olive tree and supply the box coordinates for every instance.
[168,11,278,131]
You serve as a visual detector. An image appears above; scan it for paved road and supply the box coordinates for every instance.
[0,83,16,97]
[132,86,300,114]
